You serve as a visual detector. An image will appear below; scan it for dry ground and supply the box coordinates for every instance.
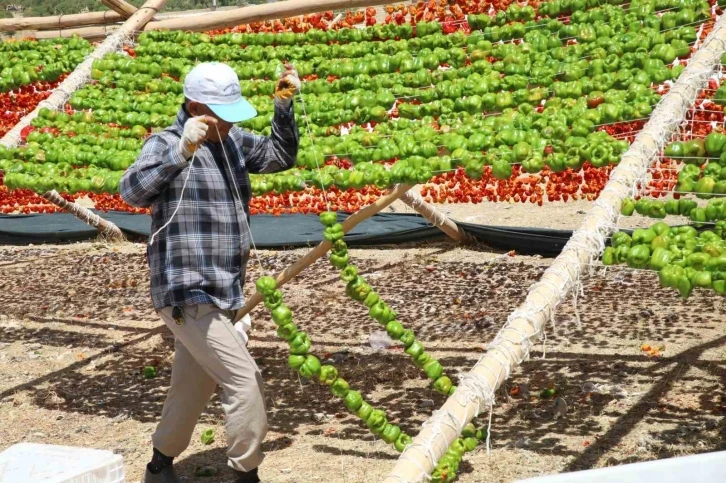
[0,201,724,483]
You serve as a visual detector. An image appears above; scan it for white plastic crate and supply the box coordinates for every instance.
[515,450,726,483]
[0,443,124,483]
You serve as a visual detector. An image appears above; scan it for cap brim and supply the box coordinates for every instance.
[208,98,257,123]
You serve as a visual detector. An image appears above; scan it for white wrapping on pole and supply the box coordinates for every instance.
[382,15,726,483]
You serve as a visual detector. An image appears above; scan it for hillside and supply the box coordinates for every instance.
[5,0,260,17]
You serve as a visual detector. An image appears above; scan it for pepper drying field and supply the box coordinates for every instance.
[1,0,726,481]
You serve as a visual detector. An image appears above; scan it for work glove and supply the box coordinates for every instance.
[234,313,252,346]
[274,63,301,110]
[179,115,214,159]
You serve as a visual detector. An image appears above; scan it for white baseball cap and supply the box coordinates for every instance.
[183,62,257,123]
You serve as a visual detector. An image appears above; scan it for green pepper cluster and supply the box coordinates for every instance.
[621,197,726,226]
[255,274,415,452]
[664,134,726,198]
[602,221,726,297]
[319,211,456,396]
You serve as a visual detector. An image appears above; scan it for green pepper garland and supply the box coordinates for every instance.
[256,251,488,482]
[319,212,456,396]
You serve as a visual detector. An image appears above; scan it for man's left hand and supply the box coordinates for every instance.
[274,63,301,109]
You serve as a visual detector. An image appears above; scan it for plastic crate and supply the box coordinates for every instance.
[0,443,124,483]
[515,451,726,483]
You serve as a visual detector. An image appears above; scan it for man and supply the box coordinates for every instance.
[120,61,300,483]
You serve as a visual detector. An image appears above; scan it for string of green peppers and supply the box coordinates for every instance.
[319,211,456,395]
[255,260,484,483]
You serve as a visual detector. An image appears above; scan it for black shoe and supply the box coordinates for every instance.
[143,465,180,483]
[234,467,260,483]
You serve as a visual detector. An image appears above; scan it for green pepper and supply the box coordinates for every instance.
[356,401,373,420]
[256,276,277,296]
[289,332,311,355]
[288,355,306,371]
[621,198,635,216]
[648,201,667,219]
[340,265,358,282]
[394,433,413,452]
[693,271,712,288]
[263,289,283,310]
[366,409,388,434]
[650,247,673,271]
[319,211,338,227]
[612,232,632,248]
[331,377,350,398]
[271,304,293,326]
[404,341,424,359]
[381,424,402,444]
[323,223,345,242]
[369,301,390,323]
[277,322,298,341]
[363,291,380,308]
[679,198,698,216]
[386,320,405,339]
[705,132,726,157]
[414,352,431,369]
[684,138,706,160]
[399,329,415,347]
[319,365,338,385]
[344,390,363,411]
[330,251,349,269]
[626,245,651,269]
[299,355,321,379]
[423,360,444,380]
[687,252,712,271]
[602,247,616,266]
[665,199,680,215]
[143,366,157,379]
[632,228,657,245]
[433,375,453,395]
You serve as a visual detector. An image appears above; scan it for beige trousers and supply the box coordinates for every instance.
[152,304,267,472]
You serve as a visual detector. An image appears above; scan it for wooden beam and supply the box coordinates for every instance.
[233,183,413,323]
[42,191,124,240]
[399,189,472,243]
[144,0,399,32]
[0,10,124,32]
[32,26,116,40]
[100,0,139,18]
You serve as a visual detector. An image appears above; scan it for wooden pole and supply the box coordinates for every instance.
[100,0,139,19]
[399,189,471,243]
[233,183,413,323]
[382,15,726,483]
[144,0,399,32]
[42,191,124,240]
[32,26,116,40]
[0,10,124,32]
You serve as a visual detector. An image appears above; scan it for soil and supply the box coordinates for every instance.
[0,201,724,483]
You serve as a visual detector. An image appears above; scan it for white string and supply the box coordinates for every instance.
[296,91,331,211]
[215,123,267,275]
[148,148,198,246]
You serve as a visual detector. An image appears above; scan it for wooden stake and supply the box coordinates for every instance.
[0,10,124,31]
[399,189,471,243]
[42,191,124,241]
[233,183,413,323]
[382,15,726,483]
[144,0,400,32]
[100,0,139,18]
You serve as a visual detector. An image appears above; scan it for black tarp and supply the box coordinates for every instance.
[0,211,574,256]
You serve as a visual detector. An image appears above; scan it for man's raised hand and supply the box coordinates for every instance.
[274,63,301,109]
[180,115,217,159]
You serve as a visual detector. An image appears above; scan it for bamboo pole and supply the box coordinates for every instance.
[42,191,125,240]
[0,11,124,32]
[100,0,139,19]
[382,16,726,483]
[399,189,471,243]
[32,26,116,40]
[233,183,413,323]
[144,0,399,32]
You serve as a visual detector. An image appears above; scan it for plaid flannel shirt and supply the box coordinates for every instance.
[120,103,298,310]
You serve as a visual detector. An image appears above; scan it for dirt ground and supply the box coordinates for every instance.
[0,201,724,483]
